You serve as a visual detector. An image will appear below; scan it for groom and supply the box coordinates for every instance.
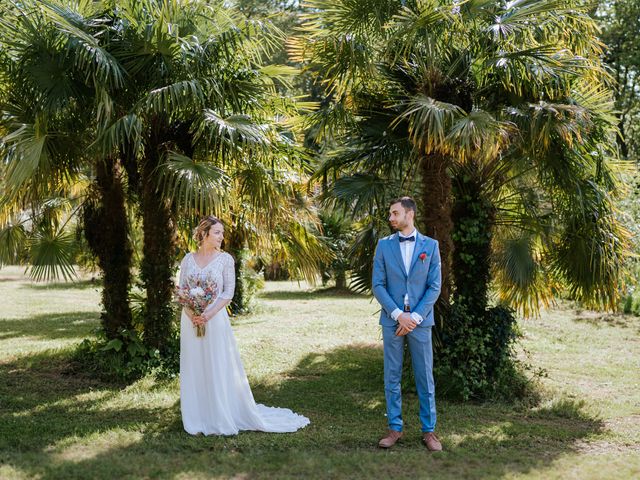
[372,196,442,451]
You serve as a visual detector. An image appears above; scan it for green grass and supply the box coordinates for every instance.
[0,266,639,479]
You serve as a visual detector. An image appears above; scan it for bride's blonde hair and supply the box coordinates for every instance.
[193,216,223,245]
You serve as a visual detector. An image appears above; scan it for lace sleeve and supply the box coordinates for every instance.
[178,253,190,288]
[219,253,235,300]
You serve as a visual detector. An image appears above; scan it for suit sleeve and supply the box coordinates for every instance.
[414,240,442,320]
[372,240,401,318]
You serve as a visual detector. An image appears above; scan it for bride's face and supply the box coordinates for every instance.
[204,223,224,250]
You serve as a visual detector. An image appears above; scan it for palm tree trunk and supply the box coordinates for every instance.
[617,117,629,160]
[141,121,177,350]
[226,224,249,315]
[419,153,453,305]
[83,156,133,339]
[263,261,290,280]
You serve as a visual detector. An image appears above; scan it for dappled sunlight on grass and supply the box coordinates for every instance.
[532,397,595,422]
[45,430,144,464]
[0,335,612,478]
[0,465,32,480]
[0,272,639,478]
[447,423,514,448]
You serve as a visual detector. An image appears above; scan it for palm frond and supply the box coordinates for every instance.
[94,114,143,157]
[549,182,630,310]
[492,233,554,317]
[156,151,231,217]
[142,79,208,115]
[348,217,388,293]
[197,110,272,154]
[235,159,295,214]
[327,173,396,218]
[3,121,50,190]
[303,102,358,145]
[446,110,512,161]
[27,224,77,282]
[0,219,27,266]
[397,95,464,153]
[40,0,124,89]
[389,0,455,59]
[271,219,332,284]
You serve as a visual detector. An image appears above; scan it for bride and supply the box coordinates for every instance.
[178,216,310,435]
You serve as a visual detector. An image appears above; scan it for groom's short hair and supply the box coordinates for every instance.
[390,196,417,215]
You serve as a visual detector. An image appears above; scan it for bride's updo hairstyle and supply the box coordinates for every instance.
[193,216,223,245]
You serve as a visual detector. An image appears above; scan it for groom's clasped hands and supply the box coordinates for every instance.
[395,312,417,336]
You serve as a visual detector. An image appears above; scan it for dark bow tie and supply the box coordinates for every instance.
[399,235,415,243]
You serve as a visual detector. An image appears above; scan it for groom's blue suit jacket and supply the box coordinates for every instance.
[372,231,442,327]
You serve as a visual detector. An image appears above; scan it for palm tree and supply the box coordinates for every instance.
[1,0,328,355]
[41,0,329,348]
[293,0,629,398]
[293,0,628,314]
[0,0,134,339]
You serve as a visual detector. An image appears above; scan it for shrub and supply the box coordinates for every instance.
[435,303,534,402]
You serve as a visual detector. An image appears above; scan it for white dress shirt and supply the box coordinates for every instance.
[390,229,423,325]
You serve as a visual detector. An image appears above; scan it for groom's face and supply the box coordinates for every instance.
[388,202,413,231]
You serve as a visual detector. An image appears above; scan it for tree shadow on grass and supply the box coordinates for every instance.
[0,311,99,342]
[0,345,604,480]
[259,287,370,301]
[572,312,640,332]
[0,350,178,448]
[24,279,101,291]
[0,276,22,282]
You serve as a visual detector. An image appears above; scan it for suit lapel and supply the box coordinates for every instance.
[408,232,427,276]
[390,233,406,277]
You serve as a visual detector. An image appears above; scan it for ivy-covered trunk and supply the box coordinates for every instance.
[419,153,454,306]
[418,77,474,306]
[140,120,177,350]
[226,225,249,315]
[435,162,522,400]
[83,156,133,339]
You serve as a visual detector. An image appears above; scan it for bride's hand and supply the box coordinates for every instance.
[192,315,206,326]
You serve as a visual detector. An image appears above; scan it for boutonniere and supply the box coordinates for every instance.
[419,252,427,263]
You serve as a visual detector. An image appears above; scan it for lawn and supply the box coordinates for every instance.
[0,266,638,479]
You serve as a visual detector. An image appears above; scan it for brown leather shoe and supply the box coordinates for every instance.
[378,430,403,448]
[422,432,442,451]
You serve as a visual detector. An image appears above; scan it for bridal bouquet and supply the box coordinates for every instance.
[174,277,218,337]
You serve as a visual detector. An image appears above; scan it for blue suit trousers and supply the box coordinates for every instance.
[382,324,436,432]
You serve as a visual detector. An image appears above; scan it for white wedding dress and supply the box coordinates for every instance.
[178,252,310,435]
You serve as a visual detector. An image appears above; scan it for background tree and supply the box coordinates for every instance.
[317,209,355,289]
[598,0,640,161]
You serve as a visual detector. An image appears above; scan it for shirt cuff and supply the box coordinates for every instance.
[410,312,423,324]
[391,308,402,321]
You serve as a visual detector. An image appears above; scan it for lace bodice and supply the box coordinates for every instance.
[178,251,235,303]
